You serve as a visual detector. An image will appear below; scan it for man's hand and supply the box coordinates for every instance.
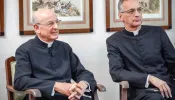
[54,81,88,100]
[68,81,88,100]
[68,91,79,100]
[76,81,88,95]
[54,82,74,96]
[149,75,172,98]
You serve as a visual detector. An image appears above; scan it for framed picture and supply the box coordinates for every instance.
[106,0,172,32]
[19,0,93,35]
[0,0,4,36]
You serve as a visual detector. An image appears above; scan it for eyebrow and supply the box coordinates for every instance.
[128,7,141,10]
[46,19,59,22]
[122,7,141,12]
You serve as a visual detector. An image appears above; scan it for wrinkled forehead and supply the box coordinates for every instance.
[122,0,140,10]
[34,9,58,23]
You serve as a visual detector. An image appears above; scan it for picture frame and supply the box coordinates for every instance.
[19,0,93,35]
[106,0,172,32]
[0,0,4,36]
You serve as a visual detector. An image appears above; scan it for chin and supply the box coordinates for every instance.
[133,23,142,27]
[54,36,58,40]
[51,35,58,40]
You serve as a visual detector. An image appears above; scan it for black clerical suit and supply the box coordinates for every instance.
[106,25,175,100]
[14,36,96,100]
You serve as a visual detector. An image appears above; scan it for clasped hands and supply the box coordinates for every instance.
[54,81,88,100]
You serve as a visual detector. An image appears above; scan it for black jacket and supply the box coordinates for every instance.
[14,36,96,100]
[106,25,175,88]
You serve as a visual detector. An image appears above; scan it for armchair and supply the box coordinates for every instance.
[5,56,106,100]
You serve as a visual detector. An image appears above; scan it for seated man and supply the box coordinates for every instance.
[14,9,96,100]
[106,0,175,100]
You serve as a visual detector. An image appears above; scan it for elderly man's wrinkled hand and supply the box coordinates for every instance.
[54,82,75,96]
[76,81,88,95]
[149,75,172,99]
[68,81,88,100]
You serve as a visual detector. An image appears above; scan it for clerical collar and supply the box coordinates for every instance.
[125,26,141,36]
[38,36,53,48]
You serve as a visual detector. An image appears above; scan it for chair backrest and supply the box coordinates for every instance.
[5,56,15,100]
[5,56,26,100]
[5,56,15,87]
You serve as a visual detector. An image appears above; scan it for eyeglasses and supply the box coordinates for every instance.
[36,19,62,27]
[120,7,143,15]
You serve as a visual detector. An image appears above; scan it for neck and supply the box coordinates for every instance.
[37,35,54,43]
[125,25,141,31]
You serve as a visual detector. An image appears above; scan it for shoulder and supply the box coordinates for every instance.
[107,31,123,41]
[142,25,166,37]
[106,31,123,44]
[54,40,72,50]
[16,39,33,53]
[142,25,163,31]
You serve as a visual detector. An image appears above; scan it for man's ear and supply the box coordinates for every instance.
[118,13,123,21]
[33,24,40,33]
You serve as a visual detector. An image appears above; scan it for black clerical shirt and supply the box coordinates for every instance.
[106,25,175,88]
[14,36,96,99]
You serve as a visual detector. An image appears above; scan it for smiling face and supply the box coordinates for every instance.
[33,9,60,42]
[118,0,142,31]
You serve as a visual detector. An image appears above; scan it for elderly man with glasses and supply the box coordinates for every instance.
[106,0,175,100]
[14,9,96,100]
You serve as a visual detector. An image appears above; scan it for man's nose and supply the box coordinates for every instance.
[135,10,141,16]
[53,22,58,29]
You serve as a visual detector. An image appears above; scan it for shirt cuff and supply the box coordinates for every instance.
[145,75,150,88]
[81,81,91,92]
[51,86,55,96]
[82,94,92,98]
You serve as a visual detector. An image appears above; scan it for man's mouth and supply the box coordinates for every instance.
[52,30,59,33]
[134,19,141,22]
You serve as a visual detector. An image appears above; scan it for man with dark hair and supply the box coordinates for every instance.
[14,9,96,100]
[106,0,175,100]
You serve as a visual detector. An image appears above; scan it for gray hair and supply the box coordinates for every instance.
[118,0,140,12]
[31,13,38,25]
[118,0,125,12]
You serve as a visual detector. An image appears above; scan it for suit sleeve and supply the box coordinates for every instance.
[14,45,55,96]
[106,38,148,88]
[68,45,97,92]
[159,28,175,74]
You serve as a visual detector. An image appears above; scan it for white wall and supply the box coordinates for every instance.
[0,0,175,100]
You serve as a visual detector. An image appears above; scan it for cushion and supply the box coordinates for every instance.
[11,61,26,100]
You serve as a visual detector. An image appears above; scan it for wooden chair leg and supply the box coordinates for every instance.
[121,88,127,100]
[29,95,36,100]
[93,91,99,100]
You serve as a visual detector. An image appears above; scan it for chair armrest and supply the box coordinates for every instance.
[96,84,106,92]
[120,81,129,89]
[6,85,41,97]
[25,89,41,97]
[93,84,106,100]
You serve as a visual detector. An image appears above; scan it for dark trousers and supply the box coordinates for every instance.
[24,94,92,100]
[128,85,175,100]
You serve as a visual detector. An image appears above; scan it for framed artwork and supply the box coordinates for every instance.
[106,0,172,32]
[19,0,93,35]
[0,0,4,36]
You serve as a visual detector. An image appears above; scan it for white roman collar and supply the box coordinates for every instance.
[125,26,141,36]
